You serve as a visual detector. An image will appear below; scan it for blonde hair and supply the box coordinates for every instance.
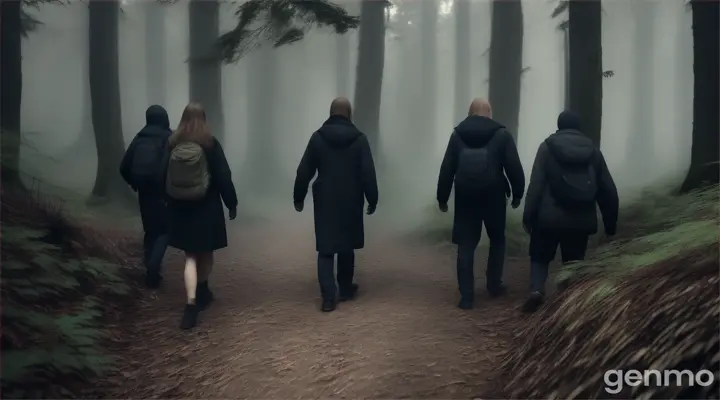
[169,102,214,149]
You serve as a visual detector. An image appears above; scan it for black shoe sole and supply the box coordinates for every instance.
[321,302,337,312]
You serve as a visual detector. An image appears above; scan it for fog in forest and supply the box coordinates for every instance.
[18,0,694,232]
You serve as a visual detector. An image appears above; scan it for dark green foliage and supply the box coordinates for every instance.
[20,0,66,36]
[1,191,133,398]
[219,0,359,63]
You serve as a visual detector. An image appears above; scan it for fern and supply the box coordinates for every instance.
[1,221,133,396]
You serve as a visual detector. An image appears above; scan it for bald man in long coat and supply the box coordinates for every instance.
[437,99,525,310]
[293,98,379,312]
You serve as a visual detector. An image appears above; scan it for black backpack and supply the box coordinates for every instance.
[545,140,598,209]
[130,136,167,188]
[454,131,502,192]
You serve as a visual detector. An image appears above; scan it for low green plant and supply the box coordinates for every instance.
[557,185,719,286]
[2,216,132,397]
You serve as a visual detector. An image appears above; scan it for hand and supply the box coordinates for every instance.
[438,202,448,212]
[366,204,376,215]
[511,197,521,209]
[294,202,304,212]
[523,223,531,235]
[228,208,237,220]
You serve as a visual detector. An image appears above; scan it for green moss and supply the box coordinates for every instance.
[557,186,719,285]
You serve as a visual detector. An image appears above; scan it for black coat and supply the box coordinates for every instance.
[168,138,238,253]
[293,115,379,254]
[436,116,525,245]
[522,129,619,235]
[119,105,172,235]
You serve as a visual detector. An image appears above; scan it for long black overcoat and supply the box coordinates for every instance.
[293,116,379,254]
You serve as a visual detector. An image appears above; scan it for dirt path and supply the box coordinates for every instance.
[110,221,529,399]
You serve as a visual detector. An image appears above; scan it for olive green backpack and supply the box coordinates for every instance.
[166,142,210,200]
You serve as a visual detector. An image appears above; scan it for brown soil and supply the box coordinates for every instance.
[107,221,531,399]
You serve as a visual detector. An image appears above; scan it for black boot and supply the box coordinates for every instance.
[321,298,337,312]
[522,291,545,313]
[457,297,474,310]
[180,303,199,330]
[196,281,214,310]
[488,283,508,298]
[144,273,163,289]
[338,283,359,302]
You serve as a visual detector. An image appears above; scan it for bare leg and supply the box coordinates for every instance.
[184,253,198,304]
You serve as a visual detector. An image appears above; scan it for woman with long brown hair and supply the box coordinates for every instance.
[165,102,238,330]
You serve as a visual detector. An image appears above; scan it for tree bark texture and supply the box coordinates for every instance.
[1,0,23,187]
[681,0,719,192]
[488,0,523,142]
[568,0,602,146]
[89,0,129,199]
[189,0,224,143]
[146,1,167,106]
[454,0,470,123]
[354,0,386,156]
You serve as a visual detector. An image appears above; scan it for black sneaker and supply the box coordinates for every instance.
[321,299,337,312]
[196,282,214,310]
[522,291,545,313]
[338,283,359,302]
[457,298,474,310]
[145,273,163,289]
[180,304,199,330]
[488,284,507,298]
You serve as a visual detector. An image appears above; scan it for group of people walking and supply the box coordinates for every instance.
[120,95,618,330]
[120,102,238,330]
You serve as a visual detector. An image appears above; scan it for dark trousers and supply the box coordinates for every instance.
[143,230,169,278]
[528,231,589,295]
[317,251,355,300]
[456,213,507,301]
[138,191,169,279]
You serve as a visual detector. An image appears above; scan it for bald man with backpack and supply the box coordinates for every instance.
[437,99,525,310]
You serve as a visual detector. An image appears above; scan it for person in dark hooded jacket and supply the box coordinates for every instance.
[437,98,525,310]
[293,97,379,313]
[119,105,172,289]
[521,110,619,313]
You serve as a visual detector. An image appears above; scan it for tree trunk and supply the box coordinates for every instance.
[419,0,437,151]
[567,0,602,146]
[1,0,23,188]
[353,0,385,156]
[488,0,523,142]
[246,46,279,195]
[336,32,351,96]
[680,0,719,192]
[188,0,224,143]
[629,0,655,182]
[88,0,130,201]
[145,0,166,106]
[454,0,471,123]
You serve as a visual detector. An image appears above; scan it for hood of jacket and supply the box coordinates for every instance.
[138,105,171,138]
[454,116,505,147]
[545,129,595,164]
[317,115,362,148]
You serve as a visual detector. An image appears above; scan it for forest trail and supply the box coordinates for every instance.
[110,221,530,399]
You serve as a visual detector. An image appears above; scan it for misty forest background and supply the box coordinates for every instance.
[1,0,718,226]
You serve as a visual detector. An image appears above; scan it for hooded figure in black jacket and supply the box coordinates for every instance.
[521,110,619,312]
[437,99,525,310]
[294,97,379,313]
[119,105,172,289]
